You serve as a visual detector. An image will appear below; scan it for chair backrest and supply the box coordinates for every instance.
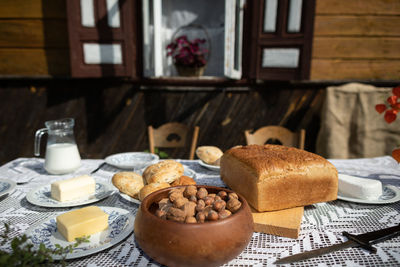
[148,122,200,160]
[244,126,306,150]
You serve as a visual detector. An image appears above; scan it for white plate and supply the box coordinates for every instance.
[337,185,400,204]
[118,167,196,204]
[26,181,115,208]
[0,178,16,198]
[199,160,220,172]
[105,152,159,170]
[25,206,134,260]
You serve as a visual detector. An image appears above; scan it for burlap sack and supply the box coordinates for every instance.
[316,83,400,159]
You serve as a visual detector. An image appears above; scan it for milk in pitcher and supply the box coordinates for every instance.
[44,143,81,174]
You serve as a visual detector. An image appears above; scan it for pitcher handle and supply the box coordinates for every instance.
[34,128,48,156]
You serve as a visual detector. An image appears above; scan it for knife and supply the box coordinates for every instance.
[275,224,400,265]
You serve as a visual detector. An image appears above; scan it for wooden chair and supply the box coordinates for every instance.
[148,122,200,160]
[244,126,306,150]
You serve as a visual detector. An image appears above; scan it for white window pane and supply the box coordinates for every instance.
[80,0,95,27]
[288,0,302,32]
[263,0,277,32]
[106,0,121,28]
[83,43,122,64]
[262,48,300,68]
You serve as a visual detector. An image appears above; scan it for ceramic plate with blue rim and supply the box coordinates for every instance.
[25,206,134,260]
[118,167,197,204]
[0,178,16,198]
[198,160,220,172]
[26,181,115,208]
[337,185,400,204]
[105,152,159,170]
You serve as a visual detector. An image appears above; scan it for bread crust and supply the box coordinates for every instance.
[171,175,196,186]
[139,182,171,201]
[143,160,184,184]
[196,146,223,165]
[220,144,338,212]
[112,172,144,199]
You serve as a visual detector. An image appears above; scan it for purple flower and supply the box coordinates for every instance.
[166,34,208,67]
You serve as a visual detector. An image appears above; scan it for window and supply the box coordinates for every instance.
[66,0,315,81]
[142,0,244,79]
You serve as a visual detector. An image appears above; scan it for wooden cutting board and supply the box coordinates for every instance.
[251,206,304,239]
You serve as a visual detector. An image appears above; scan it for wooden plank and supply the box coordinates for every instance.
[312,37,400,59]
[252,207,304,239]
[0,20,68,48]
[0,0,66,18]
[0,48,69,76]
[310,59,400,80]
[316,0,400,15]
[314,16,400,36]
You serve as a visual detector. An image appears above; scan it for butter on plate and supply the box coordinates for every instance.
[338,174,382,200]
[56,206,108,242]
[51,175,95,202]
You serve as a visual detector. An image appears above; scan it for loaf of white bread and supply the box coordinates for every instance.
[220,144,338,212]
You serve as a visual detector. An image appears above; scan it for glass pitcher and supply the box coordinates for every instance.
[34,118,81,174]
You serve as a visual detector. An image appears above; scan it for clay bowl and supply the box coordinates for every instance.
[134,185,254,267]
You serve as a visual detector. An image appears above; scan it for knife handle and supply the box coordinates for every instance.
[343,224,400,253]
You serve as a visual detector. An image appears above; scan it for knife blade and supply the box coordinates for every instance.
[274,224,400,265]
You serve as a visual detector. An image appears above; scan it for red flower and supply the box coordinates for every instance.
[387,95,398,105]
[166,35,208,68]
[392,148,400,163]
[393,86,400,97]
[375,104,386,114]
[384,109,397,123]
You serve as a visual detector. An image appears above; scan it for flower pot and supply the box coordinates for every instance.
[175,65,205,77]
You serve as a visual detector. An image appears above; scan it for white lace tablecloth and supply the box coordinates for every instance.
[0,156,400,266]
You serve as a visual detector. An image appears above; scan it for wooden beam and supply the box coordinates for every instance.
[0,0,66,19]
[0,19,68,48]
[316,0,400,15]
[314,16,400,36]
[312,37,400,59]
[0,48,69,76]
[310,59,400,80]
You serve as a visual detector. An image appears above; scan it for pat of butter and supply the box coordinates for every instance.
[338,174,382,200]
[51,175,95,202]
[56,206,108,242]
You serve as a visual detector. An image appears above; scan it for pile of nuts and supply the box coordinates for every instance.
[154,185,242,223]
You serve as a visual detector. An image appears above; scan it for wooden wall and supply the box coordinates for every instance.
[311,0,400,80]
[0,81,323,165]
[0,0,399,80]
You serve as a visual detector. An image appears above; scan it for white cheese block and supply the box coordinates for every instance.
[56,206,108,242]
[51,175,95,202]
[338,174,382,200]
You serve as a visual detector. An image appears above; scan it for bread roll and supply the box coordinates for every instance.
[220,144,338,212]
[139,182,171,201]
[171,175,196,186]
[112,172,144,199]
[196,146,223,165]
[143,160,184,184]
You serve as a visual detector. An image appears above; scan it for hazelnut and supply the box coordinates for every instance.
[182,201,196,218]
[203,196,215,206]
[155,209,167,219]
[195,199,206,212]
[173,197,189,208]
[218,209,232,219]
[183,185,197,198]
[227,198,242,213]
[207,210,219,221]
[185,216,197,223]
[208,193,216,198]
[189,195,197,202]
[167,207,186,222]
[217,191,228,200]
[214,195,222,201]
[196,211,206,223]
[213,199,226,212]
[228,192,239,200]
[203,205,213,214]
[169,191,183,202]
[196,187,208,199]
